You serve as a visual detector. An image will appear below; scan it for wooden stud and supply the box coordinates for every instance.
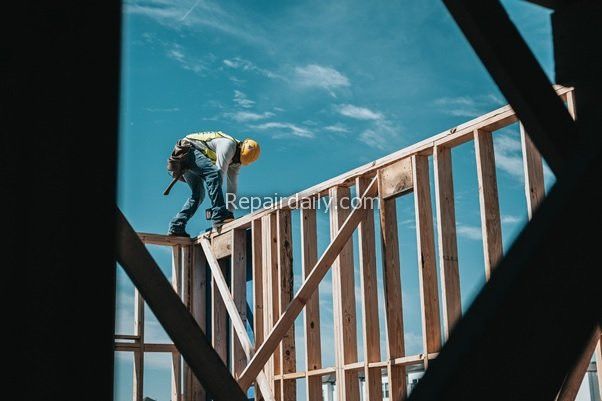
[212,257,229,365]
[133,288,144,401]
[262,213,279,395]
[182,245,193,401]
[171,245,182,401]
[356,177,383,401]
[212,232,232,259]
[329,186,360,401]
[595,337,602,400]
[277,210,296,401]
[238,177,378,391]
[412,155,442,354]
[433,146,462,339]
[520,124,546,219]
[190,245,207,401]
[556,328,600,401]
[565,89,577,119]
[252,219,265,401]
[377,170,407,401]
[474,129,503,280]
[232,229,248,378]
[300,207,323,401]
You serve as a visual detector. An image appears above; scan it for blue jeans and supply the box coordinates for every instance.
[168,149,233,233]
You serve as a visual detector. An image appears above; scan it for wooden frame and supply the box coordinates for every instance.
[116,87,598,401]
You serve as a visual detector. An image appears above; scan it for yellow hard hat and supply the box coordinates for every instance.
[240,138,260,165]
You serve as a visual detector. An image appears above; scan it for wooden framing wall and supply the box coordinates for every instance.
[116,86,599,401]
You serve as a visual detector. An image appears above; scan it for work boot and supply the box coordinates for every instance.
[167,230,191,238]
[212,217,234,229]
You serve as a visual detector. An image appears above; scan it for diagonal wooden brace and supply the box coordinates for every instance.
[237,176,379,390]
[199,237,277,401]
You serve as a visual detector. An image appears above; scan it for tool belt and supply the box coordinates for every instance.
[163,139,193,196]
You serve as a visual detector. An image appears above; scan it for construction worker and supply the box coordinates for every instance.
[167,131,260,237]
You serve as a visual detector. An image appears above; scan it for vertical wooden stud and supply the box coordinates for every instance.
[377,170,407,401]
[433,146,462,339]
[252,219,265,401]
[232,229,248,378]
[520,124,546,219]
[356,177,383,401]
[301,207,323,401]
[329,186,360,401]
[474,129,503,280]
[262,213,279,397]
[182,245,193,401]
[133,288,144,401]
[171,245,182,401]
[277,210,296,401]
[412,155,442,355]
[212,257,229,365]
[190,245,207,401]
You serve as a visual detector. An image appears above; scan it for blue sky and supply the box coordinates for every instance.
[114,1,571,400]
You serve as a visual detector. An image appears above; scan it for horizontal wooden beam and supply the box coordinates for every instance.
[138,232,193,246]
[116,209,247,401]
[237,177,379,390]
[193,86,571,238]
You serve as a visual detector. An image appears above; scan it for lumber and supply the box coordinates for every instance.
[329,186,360,401]
[413,155,442,355]
[356,177,383,401]
[433,146,462,338]
[474,129,503,280]
[377,170,407,401]
[300,207,323,401]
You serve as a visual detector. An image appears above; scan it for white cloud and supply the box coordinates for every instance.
[501,214,522,225]
[233,90,255,108]
[324,123,349,133]
[294,64,350,94]
[226,111,274,122]
[434,93,505,117]
[457,224,482,240]
[359,129,388,151]
[493,134,525,181]
[166,43,206,74]
[359,119,401,151]
[144,107,180,112]
[252,122,314,138]
[223,57,279,79]
[125,0,267,45]
[337,104,383,120]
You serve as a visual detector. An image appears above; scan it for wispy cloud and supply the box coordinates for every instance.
[294,64,350,96]
[493,134,524,181]
[457,224,482,240]
[501,214,522,225]
[144,107,180,112]
[223,57,279,79]
[166,43,207,75]
[337,104,383,120]
[252,122,314,138]
[225,111,274,122]
[233,90,255,108]
[324,123,349,134]
[360,120,401,151]
[434,93,504,117]
[125,0,267,45]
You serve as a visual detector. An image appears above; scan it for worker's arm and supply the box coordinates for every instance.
[213,138,239,211]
